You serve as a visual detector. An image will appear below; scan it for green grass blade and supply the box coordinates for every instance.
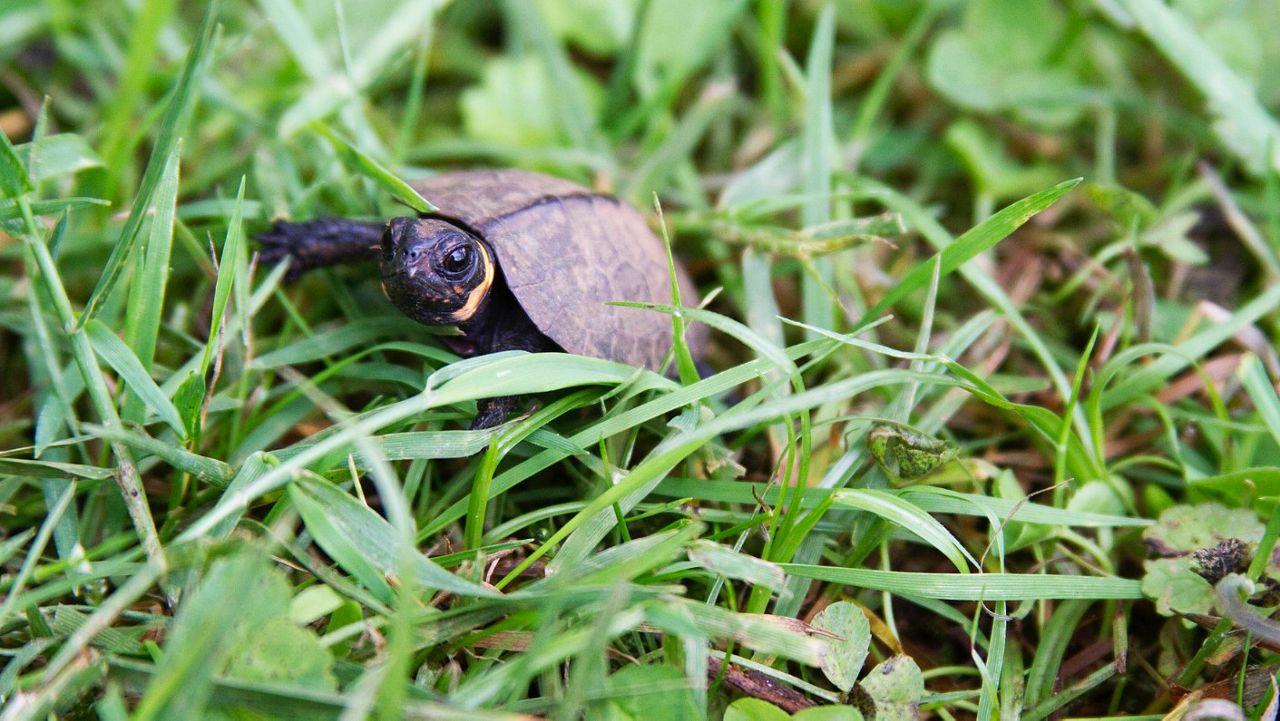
[79,0,220,325]
[96,0,178,191]
[83,320,186,438]
[122,149,180,423]
[866,178,1082,320]
[313,123,436,214]
[1239,354,1280,448]
[290,476,498,598]
[800,3,835,338]
[1100,284,1280,409]
[0,196,111,220]
[201,177,246,375]
[1119,0,1280,177]
[779,566,1141,601]
[0,121,34,197]
[831,489,976,573]
[612,302,796,376]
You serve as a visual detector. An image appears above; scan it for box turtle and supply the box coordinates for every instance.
[259,169,705,428]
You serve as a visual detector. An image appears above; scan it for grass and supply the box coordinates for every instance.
[3,0,1280,719]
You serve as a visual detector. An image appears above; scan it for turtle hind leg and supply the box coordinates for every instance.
[257,218,385,279]
[471,395,521,430]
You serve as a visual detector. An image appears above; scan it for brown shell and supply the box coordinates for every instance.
[410,169,706,371]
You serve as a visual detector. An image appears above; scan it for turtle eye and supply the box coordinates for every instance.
[440,244,474,278]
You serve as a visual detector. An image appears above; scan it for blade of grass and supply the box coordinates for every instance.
[831,489,976,573]
[96,0,178,196]
[84,320,186,438]
[1118,0,1280,177]
[4,158,163,572]
[800,3,835,339]
[499,368,956,588]
[201,177,246,376]
[312,123,436,213]
[0,482,75,630]
[419,338,840,539]
[79,1,220,324]
[121,148,180,423]
[864,178,1082,320]
[779,566,1141,601]
[1098,286,1280,410]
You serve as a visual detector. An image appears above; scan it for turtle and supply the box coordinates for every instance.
[258,168,706,428]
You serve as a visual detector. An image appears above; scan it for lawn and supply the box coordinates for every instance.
[3,1,1280,719]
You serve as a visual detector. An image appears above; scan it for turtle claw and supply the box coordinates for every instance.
[471,396,520,430]
[256,221,310,280]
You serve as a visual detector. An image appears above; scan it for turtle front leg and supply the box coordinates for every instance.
[258,218,385,279]
[461,284,559,430]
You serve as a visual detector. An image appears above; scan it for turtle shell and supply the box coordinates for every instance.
[410,169,706,371]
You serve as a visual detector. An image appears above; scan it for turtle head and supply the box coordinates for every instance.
[380,217,496,326]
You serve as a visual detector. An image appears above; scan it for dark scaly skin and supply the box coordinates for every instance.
[258,218,384,278]
[258,217,556,428]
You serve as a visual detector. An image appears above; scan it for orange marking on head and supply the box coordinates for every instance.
[449,243,495,323]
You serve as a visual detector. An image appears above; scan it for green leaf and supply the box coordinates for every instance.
[780,566,1142,601]
[276,1,439,136]
[794,708,864,721]
[853,655,922,721]
[536,0,633,57]
[0,458,114,481]
[289,476,497,599]
[201,178,246,375]
[612,302,796,376]
[1141,557,1214,616]
[925,0,1085,127]
[123,149,180,423]
[1024,599,1090,707]
[688,539,787,593]
[831,489,975,573]
[0,529,35,566]
[50,606,143,655]
[1084,182,1159,229]
[132,552,287,721]
[16,133,105,183]
[79,0,219,324]
[84,319,186,438]
[172,370,206,440]
[1138,502,1264,616]
[288,585,344,626]
[800,1,835,337]
[312,123,435,214]
[221,616,336,690]
[813,601,871,693]
[866,178,1081,320]
[0,122,34,198]
[87,425,231,486]
[1239,354,1280,449]
[725,698,791,721]
[1142,503,1263,554]
[944,120,1062,200]
[461,56,578,149]
[603,663,700,721]
[0,196,110,220]
[1118,0,1280,177]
